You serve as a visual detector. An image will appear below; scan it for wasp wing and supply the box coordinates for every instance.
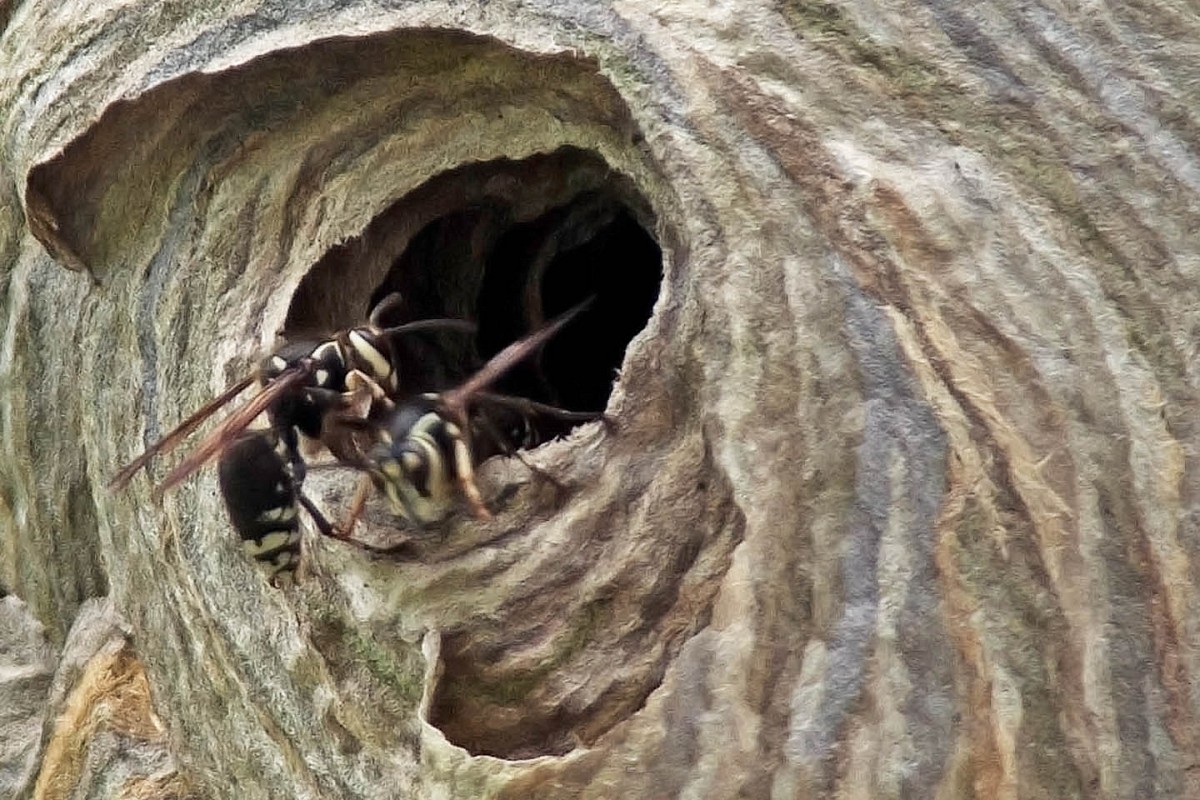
[109,373,256,491]
[152,365,313,498]
[438,299,592,420]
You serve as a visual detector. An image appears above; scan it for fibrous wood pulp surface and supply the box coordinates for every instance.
[2,0,1199,798]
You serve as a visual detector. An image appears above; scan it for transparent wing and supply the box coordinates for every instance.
[109,374,256,490]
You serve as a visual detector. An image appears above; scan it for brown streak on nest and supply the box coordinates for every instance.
[700,62,1108,794]
[33,643,165,800]
[115,772,194,800]
[691,63,908,312]
[893,308,1015,796]
[710,59,1077,574]
[1128,492,1200,793]
[868,183,1078,540]
[871,185,1098,797]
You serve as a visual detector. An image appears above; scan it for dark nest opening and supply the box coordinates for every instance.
[289,146,662,423]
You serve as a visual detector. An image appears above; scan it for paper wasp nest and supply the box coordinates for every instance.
[3,1,1200,798]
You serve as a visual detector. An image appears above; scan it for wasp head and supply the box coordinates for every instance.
[368,402,469,525]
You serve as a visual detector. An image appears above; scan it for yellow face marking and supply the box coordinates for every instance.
[376,430,456,523]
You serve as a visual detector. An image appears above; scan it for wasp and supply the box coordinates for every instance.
[355,300,604,528]
[110,293,473,581]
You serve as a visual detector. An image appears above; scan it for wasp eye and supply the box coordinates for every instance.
[401,450,431,497]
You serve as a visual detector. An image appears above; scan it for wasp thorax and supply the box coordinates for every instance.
[346,329,396,391]
[309,340,348,389]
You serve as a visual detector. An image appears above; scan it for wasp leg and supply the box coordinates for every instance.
[298,480,418,560]
[458,471,491,521]
[333,475,374,540]
[296,492,337,538]
[446,420,491,521]
[472,391,610,427]
[472,412,567,491]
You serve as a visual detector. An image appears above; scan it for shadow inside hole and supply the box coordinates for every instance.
[477,195,663,412]
[352,158,663,417]
[538,210,663,411]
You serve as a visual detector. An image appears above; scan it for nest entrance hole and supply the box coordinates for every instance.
[286,148,666,758]
[290,147,663,419]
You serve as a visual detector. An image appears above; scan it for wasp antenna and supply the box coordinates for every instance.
[368,292,407,327]
[376,318,478,338]
[110,373,256,491]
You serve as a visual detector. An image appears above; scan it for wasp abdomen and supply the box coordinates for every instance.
[218,431,302,580]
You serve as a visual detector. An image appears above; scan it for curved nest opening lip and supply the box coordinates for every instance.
[288,147,670,760]
[286,148,672,758]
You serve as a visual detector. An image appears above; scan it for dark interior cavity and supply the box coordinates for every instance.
[477,198,663,412]
[289,147,663,420]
